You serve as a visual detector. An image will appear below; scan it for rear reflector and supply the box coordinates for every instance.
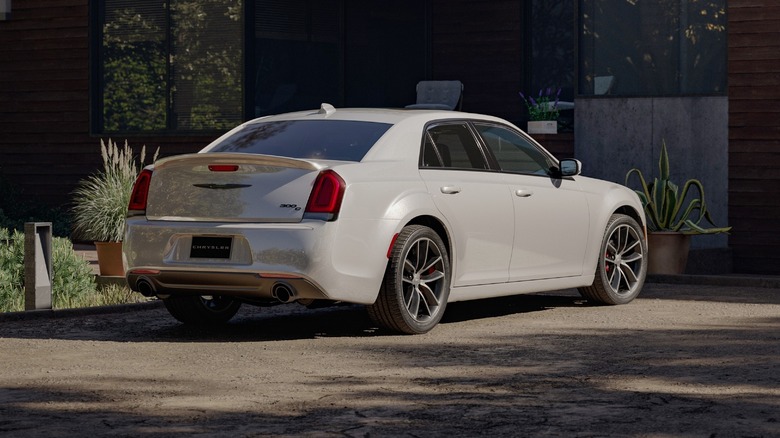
[128,169,153,214]
[305,170,345,219]
[128,269,160,276]
[208,164,239,172]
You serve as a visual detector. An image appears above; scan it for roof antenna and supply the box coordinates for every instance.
[318,103,336,115]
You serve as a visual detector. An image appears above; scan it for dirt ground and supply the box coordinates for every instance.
[1,282,778,437]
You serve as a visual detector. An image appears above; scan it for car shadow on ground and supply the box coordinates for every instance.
[154,291,588,342]
[0,291,588,343]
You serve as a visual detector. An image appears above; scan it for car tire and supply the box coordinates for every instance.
[163,295,241,325]
[579,214,647,305]
[367,225,451,334]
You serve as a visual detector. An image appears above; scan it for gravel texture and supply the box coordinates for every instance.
[1,282,778,437]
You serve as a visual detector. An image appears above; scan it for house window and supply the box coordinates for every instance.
[253,0,343,116]
[95,0,243,133]
[528,0,574,103]
[252,0,428,117]
[578,0,726,96]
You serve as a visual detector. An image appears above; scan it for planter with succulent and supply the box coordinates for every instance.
[625,140,731,274]
[520,87,561,134]
[71,139,157,276]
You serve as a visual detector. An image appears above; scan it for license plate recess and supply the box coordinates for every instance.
[190,236,232,259]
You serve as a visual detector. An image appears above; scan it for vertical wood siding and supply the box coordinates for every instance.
[0,1,215,208]
[728,1,780,274]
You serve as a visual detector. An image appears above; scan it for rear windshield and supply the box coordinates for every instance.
[208,120,392,162]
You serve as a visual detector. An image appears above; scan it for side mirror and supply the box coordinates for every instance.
[559,159,581,177]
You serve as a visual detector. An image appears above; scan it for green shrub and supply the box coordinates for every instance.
[0,229,24,312]
[0,227,150,312]
[0,228,96,312]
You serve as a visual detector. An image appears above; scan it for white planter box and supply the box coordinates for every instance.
[527,120,557,134]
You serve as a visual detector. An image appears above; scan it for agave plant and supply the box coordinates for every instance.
[625,140,730,235]
[71,139,158,242]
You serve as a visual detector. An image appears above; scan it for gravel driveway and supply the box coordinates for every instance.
[1,282,778,437]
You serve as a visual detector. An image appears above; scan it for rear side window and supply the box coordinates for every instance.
[209,120,392,161]
[424,123,489,170]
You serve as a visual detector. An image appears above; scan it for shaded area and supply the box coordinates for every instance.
[1,284,779,436]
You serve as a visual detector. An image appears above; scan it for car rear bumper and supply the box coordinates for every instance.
[123,217,395,304]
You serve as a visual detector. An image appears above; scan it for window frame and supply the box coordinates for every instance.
[90,0,246,136]
[419,120,493,172]
[471,121,559,177]
[419,119,561,178]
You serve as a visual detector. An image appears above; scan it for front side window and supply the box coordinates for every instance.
[96,0,243,133]
[208,120,391,162]
[474,124,555,175]
[578,0,726,96]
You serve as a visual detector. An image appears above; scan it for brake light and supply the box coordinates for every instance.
[305,170,345,219]
[208,164,239,172]
[128,169,153,214]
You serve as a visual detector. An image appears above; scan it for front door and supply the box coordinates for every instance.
[473,123,590,281]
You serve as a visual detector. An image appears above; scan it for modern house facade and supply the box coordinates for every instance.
[0,0,778,274]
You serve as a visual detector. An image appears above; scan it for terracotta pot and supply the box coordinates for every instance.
[94,241,125,276]
[647,232,691,275]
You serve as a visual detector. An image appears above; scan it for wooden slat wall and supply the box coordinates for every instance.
[431,0,524,123]
[0,0,215,208]
[728,1,780,274]
[429,0,574,158]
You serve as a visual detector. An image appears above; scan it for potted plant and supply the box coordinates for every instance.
[520,87,561,134]
[71,139,157,276]
[625,140,730,274]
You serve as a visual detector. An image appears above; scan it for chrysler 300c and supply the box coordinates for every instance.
[124,104,648,334]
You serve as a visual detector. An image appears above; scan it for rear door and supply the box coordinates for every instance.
[419,122,514,287]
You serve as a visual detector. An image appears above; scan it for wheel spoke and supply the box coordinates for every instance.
[421,270,444,284]
[418,279,441,306]
[622,252,643,264]
[608,263,620,290]
[420,255,443,274]
[406,287,421,317]
[620,262,639,285]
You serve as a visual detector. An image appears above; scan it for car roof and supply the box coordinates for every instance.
[245,105,509,126]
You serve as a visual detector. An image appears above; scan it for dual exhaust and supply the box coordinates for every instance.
[134,277,297,303]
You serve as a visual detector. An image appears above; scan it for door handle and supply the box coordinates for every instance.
[515,189,534,198]
[440,186,461,194]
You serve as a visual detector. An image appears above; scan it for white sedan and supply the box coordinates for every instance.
[124,104,648,334]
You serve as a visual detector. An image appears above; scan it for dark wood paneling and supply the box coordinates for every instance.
[0,0,212,208]
[728,0,780,274]
[430,0,525,123]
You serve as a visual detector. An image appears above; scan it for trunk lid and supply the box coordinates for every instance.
[146,153,324,222]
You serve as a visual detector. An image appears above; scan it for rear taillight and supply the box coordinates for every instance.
[128,169,153,215]
[304,170,345,220]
